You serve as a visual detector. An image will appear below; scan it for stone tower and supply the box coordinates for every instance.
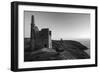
[31,15,39,51]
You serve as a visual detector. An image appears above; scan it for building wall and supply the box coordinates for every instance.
[39,29,51,48]
[49,31,52,48]
[31,26,52,50]
[31,26,40,51]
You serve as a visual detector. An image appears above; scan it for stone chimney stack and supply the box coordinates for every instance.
[31,15,35,27]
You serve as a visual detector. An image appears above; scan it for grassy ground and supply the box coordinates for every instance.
[24,38,90,62]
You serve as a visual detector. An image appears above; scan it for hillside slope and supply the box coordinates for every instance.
[24,38,90,61]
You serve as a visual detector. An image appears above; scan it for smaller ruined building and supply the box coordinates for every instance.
[30,15,52,51]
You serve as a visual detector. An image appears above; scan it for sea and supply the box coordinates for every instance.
[74,39,90,56]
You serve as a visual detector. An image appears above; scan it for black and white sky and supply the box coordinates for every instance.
[24,11,90,40]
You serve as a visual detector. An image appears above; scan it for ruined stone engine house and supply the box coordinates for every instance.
[31,15,52,51]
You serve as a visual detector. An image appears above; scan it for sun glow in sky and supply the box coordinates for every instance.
[24,11,90,40]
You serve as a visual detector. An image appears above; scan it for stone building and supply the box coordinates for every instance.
[30,15,52,51]
[39,29,52,49]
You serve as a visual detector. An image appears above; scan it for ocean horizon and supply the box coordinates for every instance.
[74,39,90,56]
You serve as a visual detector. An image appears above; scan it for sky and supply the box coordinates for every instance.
[24,11,90,40]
